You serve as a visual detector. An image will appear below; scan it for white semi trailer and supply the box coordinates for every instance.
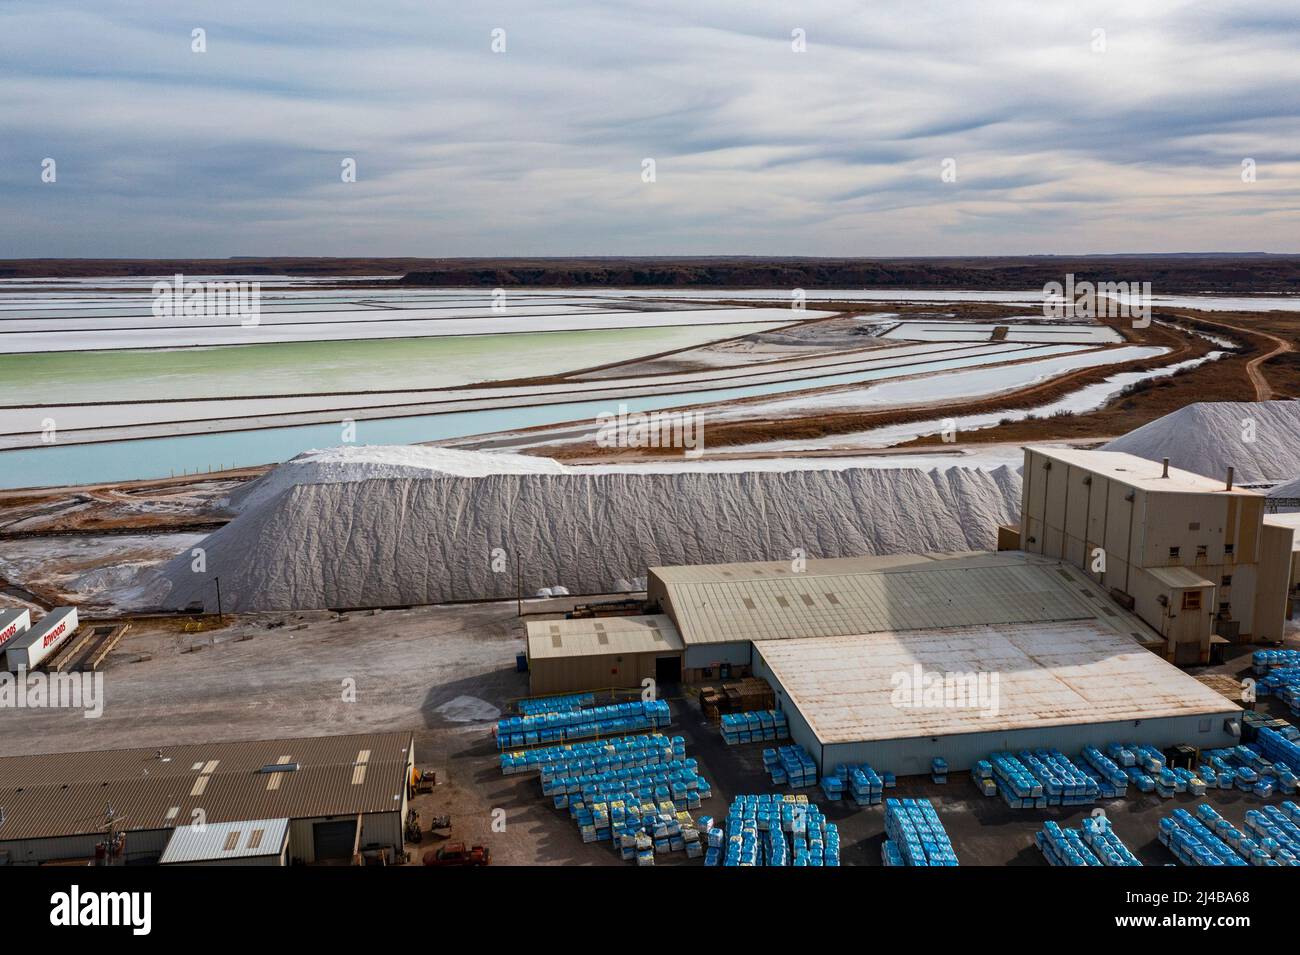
[0,608,31,654]
[3,606,78,671]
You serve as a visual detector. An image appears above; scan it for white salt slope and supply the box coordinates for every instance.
[157,464,1024,613]
[226,444,567,513]
[1101,400,1300,484]
[1269,475,1300,511]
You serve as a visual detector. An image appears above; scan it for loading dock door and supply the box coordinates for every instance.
[312,820,357,862]
[655,655,681,686]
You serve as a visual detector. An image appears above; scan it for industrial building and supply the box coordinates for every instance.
[1017,447,1296,663]
[648,550,1240,773]
[0,732,413,866]
[518,447,1289,776]
[158,817,291,866]
[525,614,683,696]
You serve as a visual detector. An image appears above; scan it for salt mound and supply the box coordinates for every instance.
[153,465,1024,613]
[1102,400,1300,484]
[1270,474,1300,511]
[226,444,567,513]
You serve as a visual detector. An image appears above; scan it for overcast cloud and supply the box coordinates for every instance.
[1,0,1298,257]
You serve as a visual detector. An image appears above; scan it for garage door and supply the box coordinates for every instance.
[312,820,357,861]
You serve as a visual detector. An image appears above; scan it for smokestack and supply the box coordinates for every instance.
[1226,466,1234,491]
[1162,457,1170,478]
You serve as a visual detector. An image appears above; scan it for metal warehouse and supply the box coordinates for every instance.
[159,817,290,866]
[651,550,1241,773]
[0,731,413,866]
[526,614,683,696]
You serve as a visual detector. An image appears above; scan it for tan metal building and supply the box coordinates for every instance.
[650,549,1239,773]
[0,732,413,866]
[1020,446,1295,663]
[1263,512,1300,619]
[525,614,684,696]
[158,817,290,866]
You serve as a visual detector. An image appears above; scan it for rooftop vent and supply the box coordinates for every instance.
[257,763,300,774]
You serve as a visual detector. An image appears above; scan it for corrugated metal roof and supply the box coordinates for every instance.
[651,552,969,585]
[0,732,411,842]
[1145,566,1216,589]
[660,553,1108,646]
[527,614,683,660]
[757,621,1239,745]
[159,817,289,864]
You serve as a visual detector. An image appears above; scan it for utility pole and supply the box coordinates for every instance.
[516,554,522,618]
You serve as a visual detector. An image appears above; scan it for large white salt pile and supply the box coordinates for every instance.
[154,463,1024,613]
[1269,474,1300,511]
[1101,400,1300,485]
[226,444,567,513]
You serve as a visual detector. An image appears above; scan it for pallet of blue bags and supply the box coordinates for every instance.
[1198,728,1300,797]
[516,692,595,715]
[499,731,715,863]
[882,797,959,866]
[494,698,671,750]
[704,794,840,866]
[1035,816,1141,866]
[763,744,818,789]
[815,762,891,806]
[1254,649,1300,717]
[1161,803,1300,866]
[720,709,789,745]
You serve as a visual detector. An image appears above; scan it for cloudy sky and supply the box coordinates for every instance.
[2,1,1298,257]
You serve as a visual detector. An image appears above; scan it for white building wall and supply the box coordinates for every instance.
[819,712,1240,777]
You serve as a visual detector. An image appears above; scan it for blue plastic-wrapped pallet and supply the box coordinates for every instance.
[1080,746,1130,798]
[766,744,817,789]
[970,759,997,796]
[494,698,671,750]
[509,730,715,862]
[1254,649,1300,675]
[931,757,948,784]
[720,709,790,745]
[883,797,959,866]
[1036,820,1101,866]
[500,731,681,775]
[1159,806,1248,866]
[1079,815,1141,866]
[719,794,839,866]
[518,692,596,715]
[1242,805,1300,865]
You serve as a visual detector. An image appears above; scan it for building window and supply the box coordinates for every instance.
[1224,543,1234,557]
[1188,522,1201,531]
[1168,546,1181,560]
[1181,591,1201,611]
[1219,602,1230,614]
[1196,544,1207,559]
[1221,575,1232,587]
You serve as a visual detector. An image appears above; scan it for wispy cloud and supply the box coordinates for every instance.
[1,0,1297,256]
